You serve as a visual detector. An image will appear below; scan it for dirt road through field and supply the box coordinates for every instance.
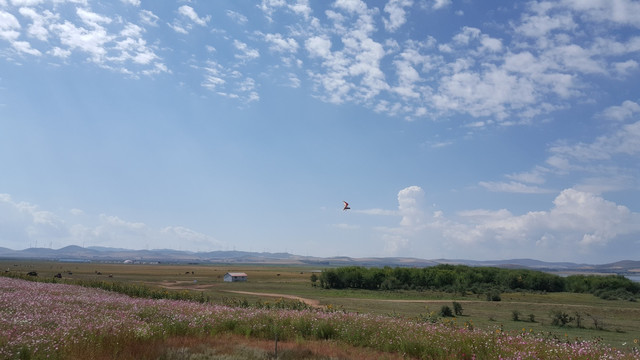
[222,290,323,308]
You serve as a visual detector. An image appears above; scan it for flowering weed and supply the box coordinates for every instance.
[1,277,638,359]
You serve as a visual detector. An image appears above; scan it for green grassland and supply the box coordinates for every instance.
[3,259,639,349]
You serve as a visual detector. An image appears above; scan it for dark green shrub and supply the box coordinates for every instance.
[439,305,454,317]
[550,310,573,327]
[452,301,463,316]
[486,289,501,301]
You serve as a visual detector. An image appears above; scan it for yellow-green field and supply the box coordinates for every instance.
[4,259,639,350]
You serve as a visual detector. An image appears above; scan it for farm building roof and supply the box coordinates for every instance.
[226,272,247,277]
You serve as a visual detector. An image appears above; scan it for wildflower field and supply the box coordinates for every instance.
[1,277,639,359]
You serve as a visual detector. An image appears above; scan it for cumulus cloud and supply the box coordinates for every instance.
[0,9,41,55]
[600,100,640,121]
[0,3,167,76]
[369,186,640,261]
[0,194,67,248]
[259,0,312,22]
[305,36,332,58]
[18,7,57,41]
[4,0,637,119]
[397,185,426,227]
[263,33,298,53]
[383,0,412,32]
[304,2,389,104]
[0,194,224,251]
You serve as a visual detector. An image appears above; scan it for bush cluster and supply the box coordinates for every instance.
[314,265,639,300]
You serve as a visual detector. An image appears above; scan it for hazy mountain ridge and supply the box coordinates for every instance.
[0,246,638,274]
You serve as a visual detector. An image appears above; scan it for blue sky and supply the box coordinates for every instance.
[1,0,639,263]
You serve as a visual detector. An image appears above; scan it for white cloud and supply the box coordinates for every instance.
[0,194,224,251]
[226,10,248,25]
[18,7,57,41]
[397,185,426,227]
[287,73,301,88]
[233,39,260,61]
[120,0,140,6]
[0,194,68,249]
[290,0,312,19]
[613,59,639,76]
[333,0,368,14]
[168,23,188,35]
[201,61,227,90]
[382,233,409,254]
[515,5,577,38]
[10,0,43,5]
[432,0,451,10]
[200,60,260,103]
[479,35,502,52]
[562,0,640,27]
[305,2,390,104]
[139,10,159,27]
[263,33,298,53]
[0,11,21,40]
[372,186,640,261]
[356,208,397,216]
[0,9,41,55]
[178,5,210,27]
[16,5,168,76]
[383,0,412,32]
[49,46,71,58]
[258,0,312,21]
[479,181,553,194]
[483,110,640,197]
[600,100,640,121]
[506,168,548,185]
[51,19,111,62]
[160,226,223,249]
[2,0,639,127]
[11,40,40,55]
[549,120,640,163]
[76,7,112,27]
[305,36,332,58]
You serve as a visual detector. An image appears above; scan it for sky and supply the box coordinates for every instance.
[1,0,639,264]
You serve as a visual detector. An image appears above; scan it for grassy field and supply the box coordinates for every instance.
[2,259,640,356]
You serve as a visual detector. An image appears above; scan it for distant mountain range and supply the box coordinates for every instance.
[0,245,639,275]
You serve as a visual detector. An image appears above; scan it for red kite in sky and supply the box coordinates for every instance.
[343,201,350,211]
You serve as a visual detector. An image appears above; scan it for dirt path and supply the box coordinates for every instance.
[221,291,481,309]
[219,292,605,309]
[222,290,323,308]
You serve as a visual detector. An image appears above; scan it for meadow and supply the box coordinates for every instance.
[1,260,639,359]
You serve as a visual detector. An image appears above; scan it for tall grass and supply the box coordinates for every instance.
[1,277,639,359]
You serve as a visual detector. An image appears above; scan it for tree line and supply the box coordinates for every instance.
[311,265,640,300]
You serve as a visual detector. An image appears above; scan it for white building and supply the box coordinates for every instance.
[224,272,248,282]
